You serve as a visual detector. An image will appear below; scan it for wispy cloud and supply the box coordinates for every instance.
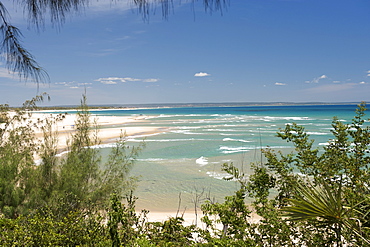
[78,82,92,86]
[99,80,117,85]
[55,81,92,89]
[275,82,286,86]
[86,48,123,57]
[305,74,327,83]
[55,81,75,87]
[95,77,158,84]
[142,78,159,82]
[194,72,210,77]
[0,67,17,79]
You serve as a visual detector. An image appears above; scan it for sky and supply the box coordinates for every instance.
[1,0,370,106]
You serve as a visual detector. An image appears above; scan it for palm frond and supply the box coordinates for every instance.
[282,180,346,224]
[282,179,370,245]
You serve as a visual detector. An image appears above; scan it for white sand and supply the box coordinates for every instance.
[144,210,261,227]
[145,211,204,226]
[31,112,168,151]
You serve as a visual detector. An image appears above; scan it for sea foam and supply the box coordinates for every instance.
[219,146,253,154]
[196,156,208,166]
[222,138,251,143]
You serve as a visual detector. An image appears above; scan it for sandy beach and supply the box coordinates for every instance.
[144,210,261,227]
[31,111,168,151]
[145,211,204,226]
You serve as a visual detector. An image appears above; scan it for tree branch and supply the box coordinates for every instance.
[0,2,48,83]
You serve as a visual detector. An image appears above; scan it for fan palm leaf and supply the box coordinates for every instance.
[282,179,345,224]
[282,178,370,245]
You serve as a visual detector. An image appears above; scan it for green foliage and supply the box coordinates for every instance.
[106,191,200,246]
[0,94,143,216]
[260,102,370,245]
[201,163,252,243]
[146,216,197,246]
[107,192,197,246]
[46,94,143,214]
[0,94,146,244]
[56,95,102,210]
[0,94,48,218]
[0,207,109,246]
[2,98,370,246]
[108,192,148,246]
[199,102,370,246]
[281,178,370,246]
[282,178,348,223]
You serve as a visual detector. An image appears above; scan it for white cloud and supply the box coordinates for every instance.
[194,72,210,77]
[55,81,75,86]
[142,78,159,82]
[55,81,92,89]
[95,77,158,84]
[101,80,118,85]
[306,74,328,83]
[275,82,286,86]
[359,81,366,84]
[123,77,141,82]
[95,77,124,83]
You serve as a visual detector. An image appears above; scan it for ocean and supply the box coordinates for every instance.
[89,104,361,212]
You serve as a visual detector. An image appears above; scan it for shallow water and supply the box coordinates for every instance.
[90,104,361,211]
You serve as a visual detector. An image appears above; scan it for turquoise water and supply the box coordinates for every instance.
[90,104,360,211]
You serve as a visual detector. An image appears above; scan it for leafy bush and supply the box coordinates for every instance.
[2,97,370,246]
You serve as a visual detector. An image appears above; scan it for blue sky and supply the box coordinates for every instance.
[1,0,370,106]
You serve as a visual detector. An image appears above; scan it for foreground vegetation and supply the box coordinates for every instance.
[1,96,369,246]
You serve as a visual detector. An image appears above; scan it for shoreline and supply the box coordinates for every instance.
[30,111,261,224]
[32,112,169,152]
